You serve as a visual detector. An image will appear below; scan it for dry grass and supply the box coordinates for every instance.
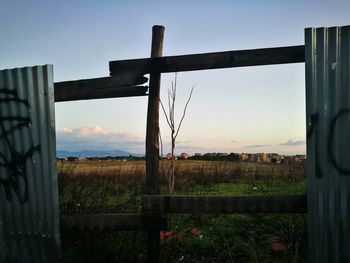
[58,159,307,262]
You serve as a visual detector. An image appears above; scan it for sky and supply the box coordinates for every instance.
[1,0,350,155]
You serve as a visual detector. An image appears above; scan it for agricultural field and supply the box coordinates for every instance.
[58,160,307,263]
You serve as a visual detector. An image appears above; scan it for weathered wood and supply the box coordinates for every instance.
[145,25,164,196]
[60,214,167,231]
[110,45,305,75]
[143,195,307,214]
[54,75,148,102]
[145,25,164,263]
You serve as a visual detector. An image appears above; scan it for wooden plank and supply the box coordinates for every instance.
[109,45,305,75]
[54,75,148,102]
[145,25,164,263]
[143,195,307,214]
[60,214,167,231]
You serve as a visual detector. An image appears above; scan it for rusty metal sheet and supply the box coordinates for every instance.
[305,25,350,262]
[0,65,60,262]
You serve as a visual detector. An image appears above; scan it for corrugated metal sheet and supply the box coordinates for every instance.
[305,26,350,262]
[0,65,60,262]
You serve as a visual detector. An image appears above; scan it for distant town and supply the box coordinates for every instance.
[58,152,306,164]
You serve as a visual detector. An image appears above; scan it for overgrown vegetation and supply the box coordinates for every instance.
[58,160,307,262]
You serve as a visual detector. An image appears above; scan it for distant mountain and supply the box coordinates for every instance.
[56,149,142,158]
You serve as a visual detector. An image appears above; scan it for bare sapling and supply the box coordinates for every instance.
[160,73,194,194]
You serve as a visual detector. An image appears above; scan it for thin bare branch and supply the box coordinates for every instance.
[171,74,177,127]
[167,90,174,129]
[160,72,194,194]
[160,99,173,130]
[174,85,195,139]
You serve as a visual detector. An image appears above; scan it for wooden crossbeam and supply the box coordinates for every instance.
[143,195,307,214]
[60,214,167,231]
[109,45,305,75]
[54,75,148,102]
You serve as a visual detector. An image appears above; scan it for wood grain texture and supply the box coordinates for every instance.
[54,75,148,102]
[145,25,164,196]
[110,45,305,75]
[145,25,165,263]
[60,214,167,231]
[143,195,307,214]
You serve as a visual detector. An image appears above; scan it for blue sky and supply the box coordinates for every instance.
[1,0,349,155]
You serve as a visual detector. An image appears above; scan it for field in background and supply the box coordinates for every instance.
[59,160,307,262]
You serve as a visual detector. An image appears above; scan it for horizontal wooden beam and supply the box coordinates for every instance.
[143,195,307,214]
[54,75,148,102]
[109,45,305,75]
[60,214,167,231]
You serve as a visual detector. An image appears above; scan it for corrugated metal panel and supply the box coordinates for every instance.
[0,65,60,262]
[305,26,350,262]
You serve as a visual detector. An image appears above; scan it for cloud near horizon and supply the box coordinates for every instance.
[279,139,306,146]
[56,126,145,153]
[246,144,270,148]
[56,126,306,155]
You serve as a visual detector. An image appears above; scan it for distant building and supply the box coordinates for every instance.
[240,153,249,161]
[257,153,271,163]
[166,153,173,160]
[180,152,189,159]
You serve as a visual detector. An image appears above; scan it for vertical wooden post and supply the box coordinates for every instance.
[145,25,164,263]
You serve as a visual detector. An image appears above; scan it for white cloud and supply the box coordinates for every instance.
[57,127,307,156]
[279,139,306,146]
[78,126,105,135]
[56,126,145,153]
[63,128,73,133]
[246,144,270,148]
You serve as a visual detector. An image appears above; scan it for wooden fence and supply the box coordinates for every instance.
[57,25,308,262]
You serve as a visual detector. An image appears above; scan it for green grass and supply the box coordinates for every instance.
[161,214,306,263]
[188,180,306,196]
[58,160,307,262]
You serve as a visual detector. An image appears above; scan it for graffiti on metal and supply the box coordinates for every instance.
[306,25,350,262]
[0,88,41,203]
[307,109,350,178]
[328,109,350,175]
